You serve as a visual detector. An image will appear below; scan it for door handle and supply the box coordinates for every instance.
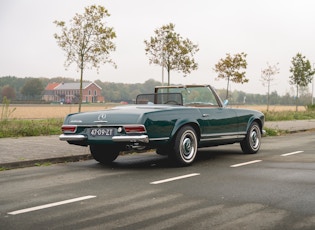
[202,114,209,117]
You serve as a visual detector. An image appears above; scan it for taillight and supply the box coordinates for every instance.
[124,125,146,133]
[61,125,77,133]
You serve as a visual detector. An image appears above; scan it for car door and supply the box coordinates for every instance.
[199,107,238,137]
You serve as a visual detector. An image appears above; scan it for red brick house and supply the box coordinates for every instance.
[43,82,104,103]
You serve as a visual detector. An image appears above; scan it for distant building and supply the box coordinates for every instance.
[42,82,104,103]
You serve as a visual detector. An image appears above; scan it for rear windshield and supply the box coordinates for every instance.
[136,93,183,105]
[155,86,220,107]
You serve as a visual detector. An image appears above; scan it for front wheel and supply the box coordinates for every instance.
[240,122,262,154]
[171,125,198,166]
[90,145,120,164]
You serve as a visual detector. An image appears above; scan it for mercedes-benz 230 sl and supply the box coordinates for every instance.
[60,85,265,166]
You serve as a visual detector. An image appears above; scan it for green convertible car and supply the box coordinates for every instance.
[59,85,265,166]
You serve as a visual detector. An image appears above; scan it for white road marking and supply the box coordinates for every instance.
[8,195,96,215]
[281,151,304,157]
[150,173,200,185]
[230,160,262,168]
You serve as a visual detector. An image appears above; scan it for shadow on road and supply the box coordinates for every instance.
[84,146,244,170]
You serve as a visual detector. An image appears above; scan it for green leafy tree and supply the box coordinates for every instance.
[54,5,116,112]
[0,76,25,99]
[289,53,315,111]
[142,79,161,92]
[214,52,248,100]
[261,62,280,111]
[21,78,44,99]
[144,23,199,86]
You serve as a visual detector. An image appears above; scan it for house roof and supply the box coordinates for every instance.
[47,82,102,90]
[45,82,60,90]
[55,82,89,90]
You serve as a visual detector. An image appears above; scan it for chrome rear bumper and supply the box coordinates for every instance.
[59,134,149,143]
[59,134,86,141]
[112,135,149,143]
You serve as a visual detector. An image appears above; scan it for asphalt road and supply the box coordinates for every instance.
[1,119,315,169]
[1,131,315,229]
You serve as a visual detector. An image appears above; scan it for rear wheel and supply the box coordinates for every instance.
[90,145,120,164]
[240,122,261,154]
[171,125,198,166]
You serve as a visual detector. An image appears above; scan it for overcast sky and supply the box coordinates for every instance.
[1,0,315,95]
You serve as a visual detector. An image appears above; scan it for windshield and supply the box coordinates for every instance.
[156,86,221,107]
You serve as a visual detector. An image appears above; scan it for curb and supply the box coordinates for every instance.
[0,154,92,170]
[265,126,315,135]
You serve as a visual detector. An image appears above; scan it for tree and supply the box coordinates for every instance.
[261,62,280,111]
[21,78,44,99]
[1,85,16,100]
[213,52,248,100]
[54,5,116,112]
[289,53,315,111]
[144,23,199,86]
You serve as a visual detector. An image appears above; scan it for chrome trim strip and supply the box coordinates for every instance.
[200,132,246,142]
[201,132,246,138]
[112,135,149,143]
[200,135,246,142]
[149,137,170,141]
[59,134,87,141]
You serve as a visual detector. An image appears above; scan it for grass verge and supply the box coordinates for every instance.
[264,110,315,121]
[264,127,289,136]
[0,118,63,138]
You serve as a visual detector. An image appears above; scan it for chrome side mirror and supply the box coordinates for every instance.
[223,99,229,107]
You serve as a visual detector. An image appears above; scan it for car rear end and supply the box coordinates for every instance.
[59,107,150,147]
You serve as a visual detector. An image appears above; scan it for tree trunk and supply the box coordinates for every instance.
[78,67,83,113]
[267,81,270,112]
[226,77,230,100]
[296,85,299,112]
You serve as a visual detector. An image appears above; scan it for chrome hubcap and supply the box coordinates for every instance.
[250,128,260,149]
[180,131,196,161]
[183,138,192,156]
